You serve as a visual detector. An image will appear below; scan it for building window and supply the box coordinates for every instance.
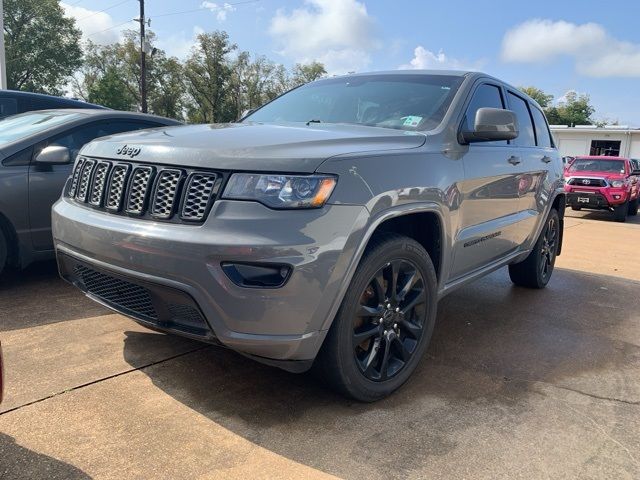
[590,140,621,156]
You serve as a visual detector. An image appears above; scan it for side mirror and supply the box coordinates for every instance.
[461,107,519,143]
[35,145,71,165]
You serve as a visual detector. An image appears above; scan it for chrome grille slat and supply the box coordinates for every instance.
[181,173,217,221]
[68,157,86,197]
[68,158,218,223]
[76,159,96,202]
[151,169,182,218]
[125,166,154,215]
[89,161,111,206]
[106,164,130,211]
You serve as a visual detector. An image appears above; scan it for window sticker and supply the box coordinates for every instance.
[402,116,423,127]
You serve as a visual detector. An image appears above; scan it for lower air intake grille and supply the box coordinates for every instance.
[74,265,157,320]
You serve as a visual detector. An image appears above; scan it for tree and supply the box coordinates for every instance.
[73,32,186,120]
[519,86,553,109]
[291,61,326,87]
[184,31,236,123]
[547,91,595,126]
[3,0,82,93]
[87,67,135,111]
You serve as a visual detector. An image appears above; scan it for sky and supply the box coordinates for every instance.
[61,0,640,126]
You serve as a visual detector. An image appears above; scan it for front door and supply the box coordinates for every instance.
[450,83,528,280]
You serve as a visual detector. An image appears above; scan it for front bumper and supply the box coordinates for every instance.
[53,197,369,366]
[565,187,628,208]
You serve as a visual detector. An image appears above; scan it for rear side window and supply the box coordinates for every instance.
[507,92,535,147]
[0,98,17,118]
[464,84,506,145]
[530,106,553,148]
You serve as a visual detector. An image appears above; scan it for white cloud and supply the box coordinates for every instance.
[61,2,125,45]
[201,1,236,22]
[399,46,482,71]
[157,26,205,60]
[269,0,377,74]
[501,19,640,77]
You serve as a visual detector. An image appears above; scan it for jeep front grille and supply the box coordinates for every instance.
[67,157,221,224]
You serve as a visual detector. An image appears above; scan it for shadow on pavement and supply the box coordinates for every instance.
[122,267,640,479]
[566,209,640,225]
[0,433,91,480]
[0,261,109,332]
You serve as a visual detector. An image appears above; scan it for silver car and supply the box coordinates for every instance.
[0,109,181,274]
[52,71,565,401]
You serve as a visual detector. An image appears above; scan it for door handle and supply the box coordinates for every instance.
[541,156,552,163]
[508,156,521,166]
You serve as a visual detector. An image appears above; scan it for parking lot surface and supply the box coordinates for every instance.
[1,211,639,479]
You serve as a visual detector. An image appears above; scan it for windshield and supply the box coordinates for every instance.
[569,158,626,174]
[245,74,464,131]
[0,111,84,146]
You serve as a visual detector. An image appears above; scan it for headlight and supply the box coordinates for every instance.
[611,180,625,188]
[222,173,337,209]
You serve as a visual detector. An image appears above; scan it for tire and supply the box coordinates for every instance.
[0,228,7,277]
[613,201,628,222]
[509,209,560,289]
[315,233,438,402]
[628,198,639,216]
[570,206,581,211]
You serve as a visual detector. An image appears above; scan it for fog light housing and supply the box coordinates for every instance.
[613,195,621,200]
[221,262,292,288]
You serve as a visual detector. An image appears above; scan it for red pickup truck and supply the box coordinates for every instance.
[564,156,640,222]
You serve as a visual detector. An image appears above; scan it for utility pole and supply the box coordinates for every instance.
[136,0,148,112]
[0,0,7,89]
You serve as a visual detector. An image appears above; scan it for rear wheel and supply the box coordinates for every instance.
[316,233,437,402]
[628,198,639,216]
[613,201,628,222]
[509,209,560,289]
[0,229,7,277]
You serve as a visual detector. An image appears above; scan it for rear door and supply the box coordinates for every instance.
[28,119,165,250]
[450,82,530,280]
[506,92,557,237]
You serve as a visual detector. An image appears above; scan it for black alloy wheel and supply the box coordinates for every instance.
[539,214,558,283]
[352,259,426,381]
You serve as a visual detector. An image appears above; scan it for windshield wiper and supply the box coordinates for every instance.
[306,119,322,126]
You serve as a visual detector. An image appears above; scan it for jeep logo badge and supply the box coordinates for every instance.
[116,145,141,158]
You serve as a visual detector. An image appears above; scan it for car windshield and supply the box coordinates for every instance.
[569,158,626,174]
[0,111,84,146]
[245,74,464,131]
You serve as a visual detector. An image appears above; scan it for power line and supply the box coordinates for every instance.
[153,0,260,19]
[85,19,133,38]
[75,0,133,22]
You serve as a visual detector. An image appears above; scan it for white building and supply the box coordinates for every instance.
[550,125,640,159]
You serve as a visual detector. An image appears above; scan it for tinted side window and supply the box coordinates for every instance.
[530,106,552,148]
[507,92,535,147]
[1,146,33,166]
[464,84,506,145]
[49,123,113,162]
[0,98,18,118]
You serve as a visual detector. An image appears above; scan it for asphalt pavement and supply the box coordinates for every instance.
[0,211,638,479]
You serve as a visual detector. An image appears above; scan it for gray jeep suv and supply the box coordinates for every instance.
[52,71,564,401]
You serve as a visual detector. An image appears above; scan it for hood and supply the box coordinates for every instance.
[80,122,426,173]
[565,170,626,180]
